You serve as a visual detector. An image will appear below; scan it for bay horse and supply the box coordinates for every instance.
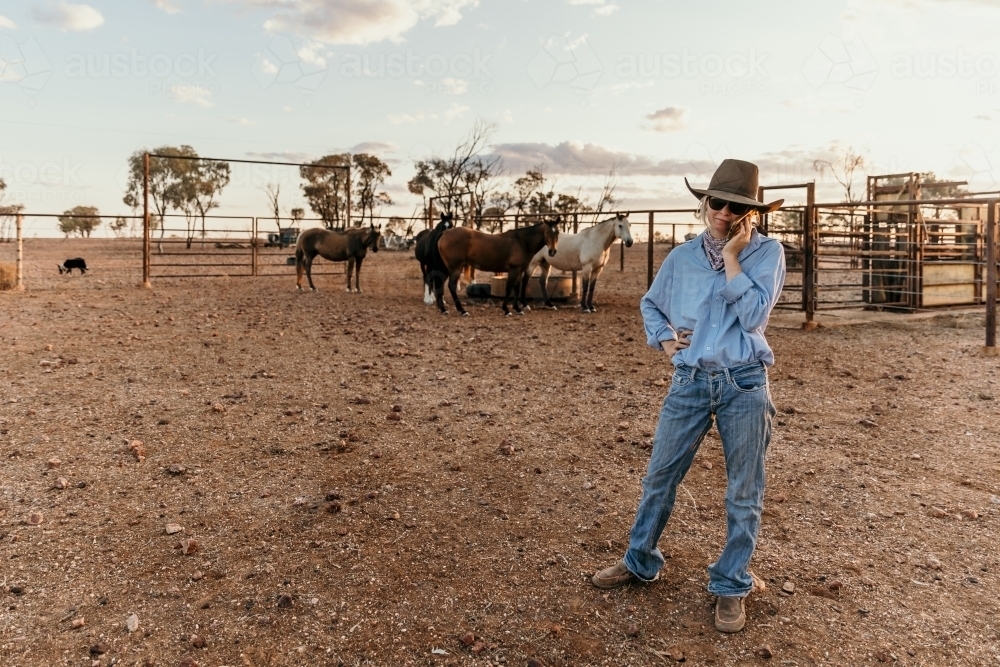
[428,219,560,316]
[295,224,381,293]
[414,212,454,305]
[520,213,632,313]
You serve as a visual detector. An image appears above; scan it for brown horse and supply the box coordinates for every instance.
[428,219,560,316]
[295,224,381,292]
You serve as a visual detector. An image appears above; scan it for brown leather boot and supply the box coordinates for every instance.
[591,562,637,589]
[715,596,746,633]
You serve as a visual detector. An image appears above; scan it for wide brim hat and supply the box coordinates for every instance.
[685,159,783,213]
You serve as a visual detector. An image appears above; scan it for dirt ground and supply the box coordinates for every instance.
[2,239,999,667]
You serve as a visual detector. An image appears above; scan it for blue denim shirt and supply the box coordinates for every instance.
[640,229,786,369]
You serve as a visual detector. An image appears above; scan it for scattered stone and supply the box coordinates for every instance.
[781,581,795,595]
[167,464,186,476]
[89,643,107,656]
[472,641,486,654]
[127,613,139,633]
[527,659,545,667]
[371,449,382,458]
[772,493,787,503]
[27,512,43,526]
[925,555,942,571]
[653,379,666,387]
[191,571,204,581]
[582,481,593,490]
[179,539,199,555]
[498,440,515,456]
[190,634,206,649]
[211,403,225,413]
[47,458,62,468]
[53,477,69,490]
[871,404,884,415]
[617,421,630,430]
[336,526,349,536]
[71,617,86,629]
[595,363,605,371]
[326,501,342,514]
[450,462,461,471]
[625,623,640,637]
[277,594,293,608]
[386,412,401,422]
[978,393,994,401]
[460,631,475,646]
[961,509,979,520]
[909,453,922,460]
[828,579,843,591]
[325,490,342,501]
[929,507,947,519]
[128,440,147,463]
[178,658,198,667]
[755,644,773,659]
[165,523,183,535]
[858,418,877,428]
[391,404,402,412]
[700,461,713,470]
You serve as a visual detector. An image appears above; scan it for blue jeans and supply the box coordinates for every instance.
[623,361,775,597]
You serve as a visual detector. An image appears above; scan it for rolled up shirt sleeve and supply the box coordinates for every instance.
[717,242,786,333]
[641,254,676,349]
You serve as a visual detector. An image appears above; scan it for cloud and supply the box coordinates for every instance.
[167,84,215,107]
[151,0,181,14]
[350,141,397,154]
[223,0,479,45]
[31,2,104,31]
[388,102,469,124]
[0,14,16,30]
[229,117,257,126]
[645,106,688,132]
[490,140,831,184]
[246,151,314,163]
[567,0,618,16]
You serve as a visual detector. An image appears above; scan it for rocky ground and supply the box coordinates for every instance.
[1,239,998,667]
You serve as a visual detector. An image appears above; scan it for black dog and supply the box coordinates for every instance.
[58,258,88,275]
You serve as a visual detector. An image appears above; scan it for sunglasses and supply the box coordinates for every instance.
[706,197,754,217]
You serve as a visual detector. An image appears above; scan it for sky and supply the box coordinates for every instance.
[2,0,1000,236]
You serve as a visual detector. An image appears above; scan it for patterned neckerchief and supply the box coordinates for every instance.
[702,233,728,270]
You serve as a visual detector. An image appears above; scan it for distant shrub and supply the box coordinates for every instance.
[0,261,16,290]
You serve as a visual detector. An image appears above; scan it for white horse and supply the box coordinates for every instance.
[519,213,633,312]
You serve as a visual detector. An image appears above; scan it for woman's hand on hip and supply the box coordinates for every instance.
[660,329,692,355]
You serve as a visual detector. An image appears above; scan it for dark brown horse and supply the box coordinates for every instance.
[428,219,560,316]
[414,212,454,305]
[295,224,381,292]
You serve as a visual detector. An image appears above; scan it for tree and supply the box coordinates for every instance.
[407,118,499,221]
[290,207,305,224]
[108,216,130,238]
[184,160,230,246]
[300,154,350,229]
[263,182,282,233]
[123,145,199,252]
[513,168,546,217]
[813,147,866,202]
[590,164,620,220]
[58,206,101,238]
[462,155,504,228]
[0,178,23,242]
[352,153,392,226]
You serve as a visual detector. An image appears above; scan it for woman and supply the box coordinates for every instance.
[592,159,786,634]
